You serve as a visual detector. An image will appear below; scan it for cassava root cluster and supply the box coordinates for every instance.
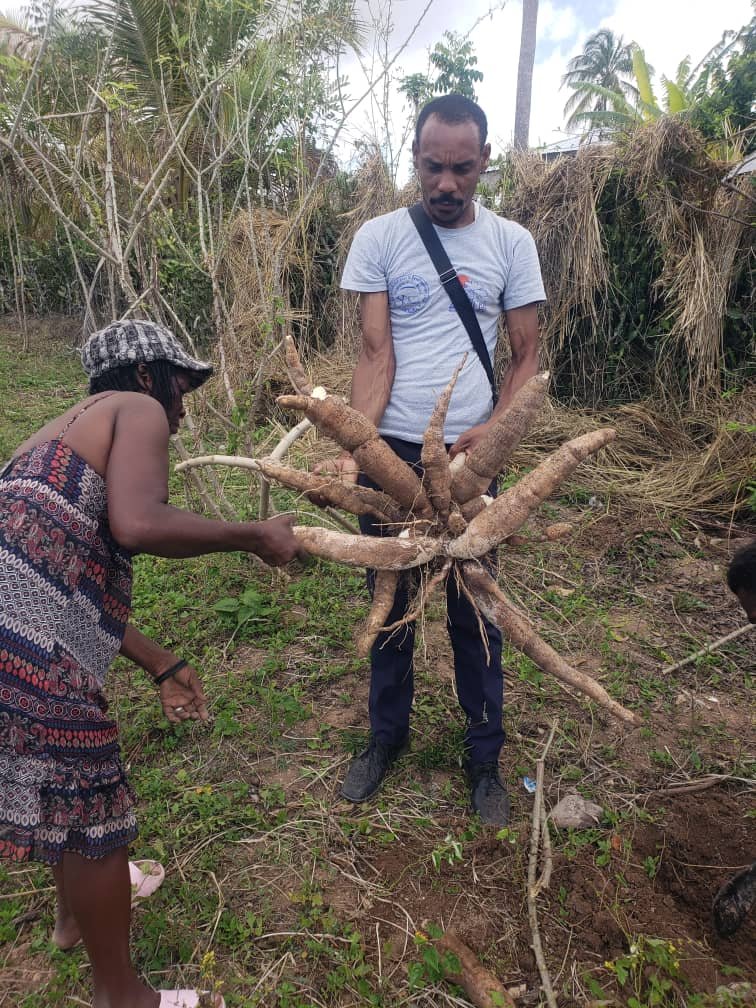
[178,337,638,725]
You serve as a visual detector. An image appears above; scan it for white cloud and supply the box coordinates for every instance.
[539,1,580,43]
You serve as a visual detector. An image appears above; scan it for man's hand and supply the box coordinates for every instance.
[252,514,300,566]
[308,454,359,507]
[450,422,491,458]
[158,661,209,724]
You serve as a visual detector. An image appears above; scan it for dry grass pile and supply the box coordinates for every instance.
[220,207,308,390]
[505,145,613,360]
[504,118,754,404]
[515,385,756,520]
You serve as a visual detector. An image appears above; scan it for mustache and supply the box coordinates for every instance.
[430,196,463,206]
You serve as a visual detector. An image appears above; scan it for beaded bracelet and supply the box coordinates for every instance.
[153,659,187,686]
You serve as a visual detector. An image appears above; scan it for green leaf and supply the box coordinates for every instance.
[212,598,239,613]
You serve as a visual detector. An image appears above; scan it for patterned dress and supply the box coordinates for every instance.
[0,404,137,864]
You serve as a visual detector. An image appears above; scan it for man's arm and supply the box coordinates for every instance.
[492,302,540,415]
[350,291,395,423]
[450,302,540,456]
[313,291,394,487]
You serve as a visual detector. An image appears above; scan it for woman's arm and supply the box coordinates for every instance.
[106,395,297,561]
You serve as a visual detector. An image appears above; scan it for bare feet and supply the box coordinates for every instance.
[51,909,81,951]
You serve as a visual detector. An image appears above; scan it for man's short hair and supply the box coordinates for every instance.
[727,540,756,594]
[415,93,488,149]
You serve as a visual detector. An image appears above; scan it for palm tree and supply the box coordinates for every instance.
[561,28,637,130]
[514,0,538,149]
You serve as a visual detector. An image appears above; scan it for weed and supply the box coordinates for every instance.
[604,935,682,1007]
[643,854,660,879]
[408,924,460,989]
[430,834,464,872]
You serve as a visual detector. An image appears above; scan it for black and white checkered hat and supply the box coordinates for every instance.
[81,320,213,386]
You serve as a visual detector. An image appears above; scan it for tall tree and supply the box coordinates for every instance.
[513,0,538,149]
[561,28,637,130]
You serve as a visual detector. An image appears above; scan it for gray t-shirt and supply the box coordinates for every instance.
[341,204,546,442]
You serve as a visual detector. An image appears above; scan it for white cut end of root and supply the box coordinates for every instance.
[398,529,410,539]
[448,452,466,474]
[311,386,327,400]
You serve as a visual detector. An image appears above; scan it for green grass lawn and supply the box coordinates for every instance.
[0,321,753,1008]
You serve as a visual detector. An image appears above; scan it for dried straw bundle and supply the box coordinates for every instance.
[514,386,756,519]
[504,119,753,405]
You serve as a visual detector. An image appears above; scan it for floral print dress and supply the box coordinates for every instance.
[0,402,137,863]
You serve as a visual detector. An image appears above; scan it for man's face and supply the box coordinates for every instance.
[412,114,490,228]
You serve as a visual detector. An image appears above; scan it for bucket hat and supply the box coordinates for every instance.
[81,320,213,386]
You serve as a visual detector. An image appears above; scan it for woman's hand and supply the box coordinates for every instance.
[157,660,210,723]
[251,514,301,566]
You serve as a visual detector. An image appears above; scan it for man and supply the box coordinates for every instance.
[711,540,756,937]
[326,94,545,824]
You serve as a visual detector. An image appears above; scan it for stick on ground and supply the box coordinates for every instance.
[527,723,558,1008]
[661,623,754,674]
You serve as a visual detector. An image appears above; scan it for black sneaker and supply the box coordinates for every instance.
[341,736,408,803]
[712,862,756,937]
[465,761,510,825]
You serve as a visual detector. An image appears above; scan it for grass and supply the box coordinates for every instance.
[1,322,754,1006]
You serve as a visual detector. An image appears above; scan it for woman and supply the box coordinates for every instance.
[0,320,299,1008]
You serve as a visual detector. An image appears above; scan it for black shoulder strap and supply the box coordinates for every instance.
[408,203,497,406]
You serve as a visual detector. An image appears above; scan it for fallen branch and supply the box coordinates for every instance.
[661,623,755,675]
[435,931,517,1008]
[528,723,558,1008]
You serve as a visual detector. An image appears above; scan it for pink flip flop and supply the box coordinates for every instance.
[159,993,225,1007]
[129,859,165,900]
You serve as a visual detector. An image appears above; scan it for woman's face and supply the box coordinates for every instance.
[135,364,193,434]
[166,371,193,434]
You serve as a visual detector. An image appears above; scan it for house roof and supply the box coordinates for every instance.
[724,151,756,179]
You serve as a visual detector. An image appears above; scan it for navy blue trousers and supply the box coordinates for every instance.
[358,436,504,765]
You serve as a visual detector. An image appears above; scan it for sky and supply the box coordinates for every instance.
[337,0,753,177]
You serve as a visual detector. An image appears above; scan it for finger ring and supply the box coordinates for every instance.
[174,706,184,712]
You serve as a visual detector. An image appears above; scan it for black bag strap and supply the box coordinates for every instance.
[408,203,497,406]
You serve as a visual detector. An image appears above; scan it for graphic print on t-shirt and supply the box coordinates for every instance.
[388,273,430,315]
[447,274,487,313]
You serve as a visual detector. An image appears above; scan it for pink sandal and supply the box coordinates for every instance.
[159,992,225,1007]
[129,859,165,900]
